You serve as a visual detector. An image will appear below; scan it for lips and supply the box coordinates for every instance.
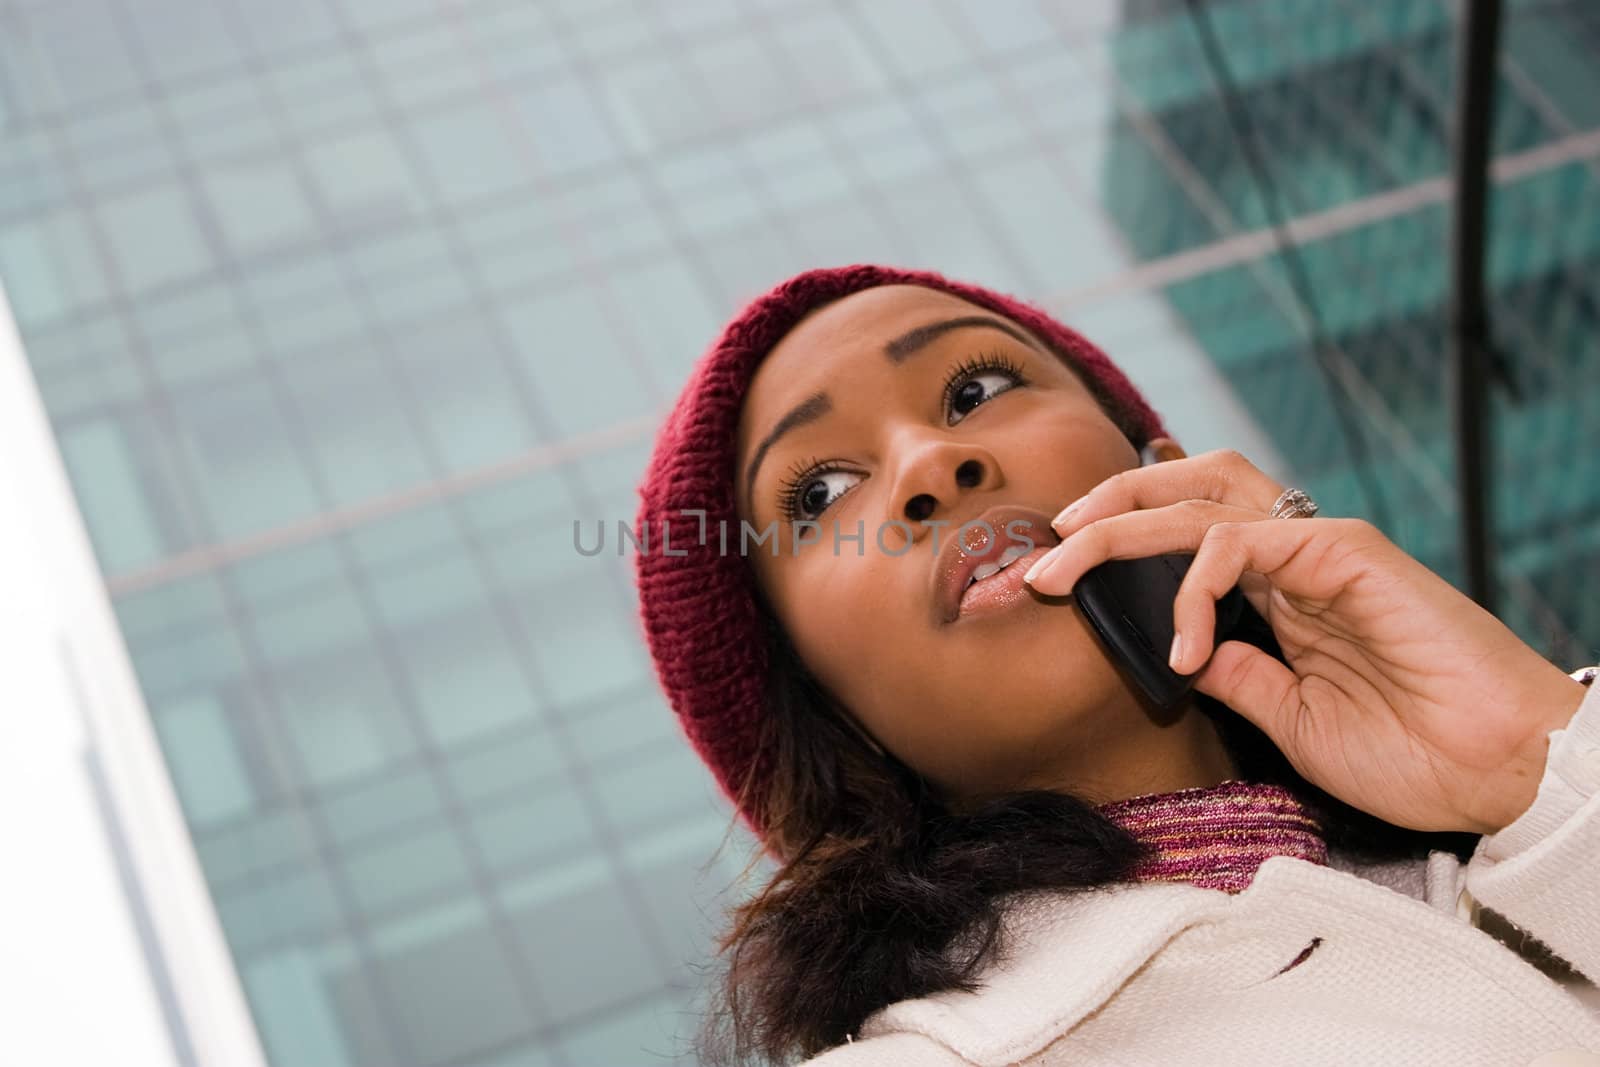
[932,504,1061,624]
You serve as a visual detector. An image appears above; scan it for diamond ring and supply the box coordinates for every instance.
[1269,488,1319,519]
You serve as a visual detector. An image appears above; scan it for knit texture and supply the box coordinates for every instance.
[1095,779,1329,893]
[633,264,1170,840]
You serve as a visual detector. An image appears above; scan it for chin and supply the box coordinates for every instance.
[966,595,1099,658]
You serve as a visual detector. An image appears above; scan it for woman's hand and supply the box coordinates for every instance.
[1022,448,1588,836]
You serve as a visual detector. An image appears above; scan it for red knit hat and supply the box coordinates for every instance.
[632,264,1169,843]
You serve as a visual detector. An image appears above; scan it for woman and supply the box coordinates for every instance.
[631,264,1600,1066]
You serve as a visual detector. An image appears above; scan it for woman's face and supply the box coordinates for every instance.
[734,284,1229,805]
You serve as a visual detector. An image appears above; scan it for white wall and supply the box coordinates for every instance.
[0,285,265,1067]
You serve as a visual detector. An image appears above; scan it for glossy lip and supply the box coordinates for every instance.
[931,504,1060,625]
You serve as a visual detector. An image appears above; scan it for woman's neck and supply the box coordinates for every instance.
[1038,695,1242,806]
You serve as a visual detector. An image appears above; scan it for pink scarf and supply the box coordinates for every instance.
[1094,779,1329,894]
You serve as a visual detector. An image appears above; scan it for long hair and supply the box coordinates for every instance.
[691,583,1481,1065]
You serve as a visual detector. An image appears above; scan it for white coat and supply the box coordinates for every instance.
[808,679,1600,1067]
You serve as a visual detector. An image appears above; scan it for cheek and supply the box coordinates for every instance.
[777,551,907,692]
[1010,412,1135,499]
[766,549,940,757]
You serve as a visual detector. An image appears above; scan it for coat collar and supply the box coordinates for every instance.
[857,852,1437,1065]
[857,876,1229,1063]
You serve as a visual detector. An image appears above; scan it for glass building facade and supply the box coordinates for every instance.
[0,1,1593,1064]
[1102,0,1600,659]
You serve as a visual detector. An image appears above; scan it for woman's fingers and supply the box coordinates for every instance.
[1169,518,1294,672]
[1024,499,1267,595]
[1051,448,1287,539]
[1191,639,1302,745]
[1026,502,1380,681]
[1029,503,1364,602]
[1236,571,1273,621]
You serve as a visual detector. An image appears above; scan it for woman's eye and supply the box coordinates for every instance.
[786,469,861,522]
[949,371,1017,423]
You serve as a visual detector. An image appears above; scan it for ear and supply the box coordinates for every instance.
[1140,435,1188,466]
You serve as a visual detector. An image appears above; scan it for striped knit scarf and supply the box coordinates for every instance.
[1094,779,1329,893]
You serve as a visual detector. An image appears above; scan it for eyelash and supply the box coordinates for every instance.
[777,454,834,525]
[775,350,1029,523]
[941,349,1027,416]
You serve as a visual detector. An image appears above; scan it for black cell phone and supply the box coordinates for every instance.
[1072,554,1246,710]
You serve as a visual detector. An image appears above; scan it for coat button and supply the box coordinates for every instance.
[1526,1050,1600,1066]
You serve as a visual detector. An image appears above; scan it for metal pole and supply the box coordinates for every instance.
[1450,0,1502,611]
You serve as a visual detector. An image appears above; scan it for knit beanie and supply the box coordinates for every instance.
[632,263,1170,842]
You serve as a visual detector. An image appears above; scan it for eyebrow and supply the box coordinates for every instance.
[742,391,831,510]
[741,315,1040,508]
[883,314,1040,364]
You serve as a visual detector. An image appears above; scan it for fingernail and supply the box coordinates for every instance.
[1168,632,1184,671]
[1051,497,1086,531]
[1023,543,1063,585]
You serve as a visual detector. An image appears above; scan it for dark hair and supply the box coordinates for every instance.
[691,568,1480,1066]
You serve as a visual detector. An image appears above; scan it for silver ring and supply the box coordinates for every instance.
[1269,487,1320,519]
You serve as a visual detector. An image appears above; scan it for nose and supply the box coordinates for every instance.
[890,436,1003,529]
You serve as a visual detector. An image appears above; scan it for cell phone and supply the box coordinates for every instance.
[1072,554,1246,710]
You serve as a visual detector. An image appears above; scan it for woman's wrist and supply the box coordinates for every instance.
[1464,668,1592,836]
